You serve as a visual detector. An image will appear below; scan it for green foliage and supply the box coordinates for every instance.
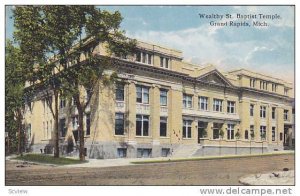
[5,40,27,153]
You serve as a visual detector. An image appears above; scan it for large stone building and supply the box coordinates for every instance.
[24,40,294,159]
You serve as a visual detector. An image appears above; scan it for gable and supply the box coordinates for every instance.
[196,70,233,87]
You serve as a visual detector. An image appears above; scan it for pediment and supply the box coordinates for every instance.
[196,70,233,87]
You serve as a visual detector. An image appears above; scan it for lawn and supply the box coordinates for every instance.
[14,154,87,165]
[131,151,294,164]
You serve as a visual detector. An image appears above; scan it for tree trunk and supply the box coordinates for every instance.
[17,109,22,155]
[54,91,59,158]
[78,105,85,161]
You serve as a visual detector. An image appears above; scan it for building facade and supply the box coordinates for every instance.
[24,40,294,159]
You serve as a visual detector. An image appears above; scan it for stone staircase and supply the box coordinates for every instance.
[171,144,202,158]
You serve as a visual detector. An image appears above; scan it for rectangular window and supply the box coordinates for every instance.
[284,88,288,96]
[213,123,222,139]
[250,78,256,88]
[136,85,149,104]
[60,98,66,109]
[86,113,90,136]
[272,84,277,92]
[284,110,289,121]
[27,124,31,141]
[199,96,208,111]
[160,117,167,137]
[213,99,223,112]
[160,89,168,106]
[59,118,66,137]
[183,94,193,108]
[137,148,152,158]
[260,126,267,140]
[117,148,127,158]
[250,104,254,116]
[227,101,235,114]
[260,106,266,118]
[198,121,207,138]
[250,125,254,140]
[272,107,276,119]
[161,148,170,157]
[136,51,152,65]
[260,81,268,90]
[115,113,124,135]
[245,130,249,140]
[136,115,149,136]
[182,120,192,138]
[160,57,170,69]
[227,124,235,140]
[280,133,283,141]
[272,127,276,141]
[116,82,124,101]
[72,116,78,130]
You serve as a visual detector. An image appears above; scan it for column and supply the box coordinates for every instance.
[150,84,160,142]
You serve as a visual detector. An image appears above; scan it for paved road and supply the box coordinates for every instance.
[5,154,294,185]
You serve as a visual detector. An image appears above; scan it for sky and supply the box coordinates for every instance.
[6,5,295,83]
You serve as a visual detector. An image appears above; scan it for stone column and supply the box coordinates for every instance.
[126,81,137,157]
[150,84,161,157]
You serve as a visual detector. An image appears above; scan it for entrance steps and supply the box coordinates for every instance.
[171,144,202,158]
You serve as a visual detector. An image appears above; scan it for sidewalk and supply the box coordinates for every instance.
[62,150,294,168]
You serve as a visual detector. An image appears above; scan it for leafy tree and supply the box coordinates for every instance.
[13,5,136,160]
[5,40,27,154]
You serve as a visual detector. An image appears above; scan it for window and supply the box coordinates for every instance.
[272,107,276,119]
[136,51,152,65]
[137,148,152,158]
[284,88,288,96]
[160,117,167,137]
[136,85,149,104]
[227,101,235,114]
[182,120,192,138]
[250,125,254,140]
[245,130,249,140]
[213,123,222,139]
[86,113,90,136]
[160,57,170,69]
[250,78,256,88]
[198,121,207,138]
[183,94,193,108]
[59,118,66,137]
[160,89,168,106]
[60,98,66,109]
[199,96,208,111]
[260,81,268,90]
[272,84,277,92]
[136,115,149,136]
[272,127,276,141]
[213,99,223,112]
[284,110,289,121]
[116,83,124,101]
[46,121,49,139]
[72,116,78,130]
[227,124,235,140]
[260,106,266,118]
[280,133,283,141]
[85,89,92,103]
[26,124,31,141]
[260,126,266,140]
[115,113,124,135]
[117,148,127,158]
[161,148,170,157]
[250,104,254,116]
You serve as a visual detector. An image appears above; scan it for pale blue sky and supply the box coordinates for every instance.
[6,5,294,83]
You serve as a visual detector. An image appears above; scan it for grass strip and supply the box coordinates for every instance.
[14,153,87,165]
[131,151,294,164]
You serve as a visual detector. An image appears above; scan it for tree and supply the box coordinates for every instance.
[13,5,136,160]
[5,40,27,154]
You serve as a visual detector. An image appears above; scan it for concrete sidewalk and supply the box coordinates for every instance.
[62,150,294,168]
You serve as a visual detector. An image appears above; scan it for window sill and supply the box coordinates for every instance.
[159,136,170,139]
[114,135,126,137]
[135,136,152,138]
[182,138,193,140]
